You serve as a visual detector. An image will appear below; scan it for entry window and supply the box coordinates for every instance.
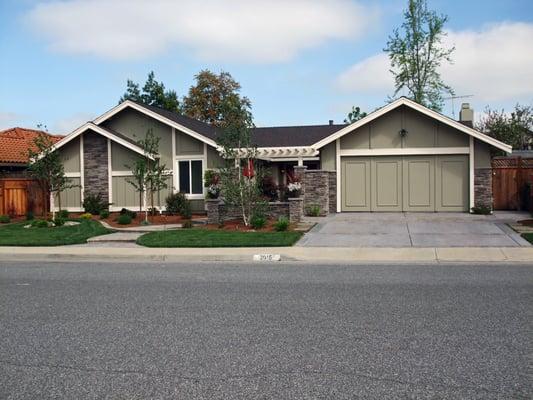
[178,160,203,195]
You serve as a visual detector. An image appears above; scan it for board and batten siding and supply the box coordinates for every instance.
[56,177,81,209]
[339,106,469,151]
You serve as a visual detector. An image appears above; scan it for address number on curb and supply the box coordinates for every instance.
[253,254,281,262]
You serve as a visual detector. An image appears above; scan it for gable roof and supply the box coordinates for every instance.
[93,100,219,147]
[0,127,62,164]
[312,97,512,153]
[51,122,153,159]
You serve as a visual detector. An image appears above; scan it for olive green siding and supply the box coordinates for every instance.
[189,200,205,213]
[58,137,80,173]
[474,140,492,168]
[338,106,469,151]
[341,155,468,212]
[320,142,336,171]
[207,146,224,169]
[112,175,172,209]
[176,130,203,155]
[56,177,81,209]
[102,108,173,167]
[111,142,142,171]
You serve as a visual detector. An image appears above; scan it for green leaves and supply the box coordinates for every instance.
[384,0,454,111]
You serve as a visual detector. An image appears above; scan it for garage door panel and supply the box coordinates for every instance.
[403,157,435,211]
[436,156,469,211]
[341,155,468,213]
[342,159,370,211]
[371,158,402,211]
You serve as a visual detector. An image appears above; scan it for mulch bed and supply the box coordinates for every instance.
[518,219,533,226]
[204,219,285,232]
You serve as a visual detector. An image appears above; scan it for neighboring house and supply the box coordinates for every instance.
[51,97,511,213]
[0,127,61,177]
[0,127,61,216]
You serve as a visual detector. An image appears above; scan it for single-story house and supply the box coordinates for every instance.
[51,97,511,213]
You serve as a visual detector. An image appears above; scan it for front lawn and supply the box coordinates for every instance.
[522,233,533,244]
[137,229,303,248]
[0,220,111,246]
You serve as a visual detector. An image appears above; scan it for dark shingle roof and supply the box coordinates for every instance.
[131,101,346,148]
[251,124,346,147]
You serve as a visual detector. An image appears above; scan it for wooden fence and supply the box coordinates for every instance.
[0,179,47,216]
[492,157,533,211]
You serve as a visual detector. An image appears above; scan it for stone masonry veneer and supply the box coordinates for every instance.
[303,170,329,216]
[474,168,492,209]
[83,132,109,204]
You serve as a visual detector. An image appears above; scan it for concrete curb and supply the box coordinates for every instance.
[0,246,531,264]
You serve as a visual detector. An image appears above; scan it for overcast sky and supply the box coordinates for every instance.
[1,0,532,134]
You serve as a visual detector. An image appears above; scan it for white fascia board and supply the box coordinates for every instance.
[339,147,470,156]
[312,97,512,153]
[51,122,153,160]
[93,100,218,148]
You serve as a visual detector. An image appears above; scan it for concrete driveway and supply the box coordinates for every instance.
[298,212,531,247]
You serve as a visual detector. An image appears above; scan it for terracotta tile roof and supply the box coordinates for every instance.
[0,127,62,164]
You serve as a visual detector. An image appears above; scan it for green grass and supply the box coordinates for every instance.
[0,220,112,246]
[137,229,303,248]
[522,233,533,244]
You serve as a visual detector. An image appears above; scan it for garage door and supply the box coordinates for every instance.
[341,155,469,212]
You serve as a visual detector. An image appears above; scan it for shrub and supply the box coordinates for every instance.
[166,192,192,218]
[274,217,289,232]
[260,175,278,201]
[80,213,93,220]
[0,215,10,224]
[182,220,193,229]
[120,208,137,219]
[53,217,65,226]
[306,204,321,217]
[471,205,492,215]
[58,209,70,219]
[117,214,132,225]
[250,214,267,230]
[140,219,151,226]
[99,209,110,219]
[82,192,108,215]
[31,219,49,228]
[25,211,34,221]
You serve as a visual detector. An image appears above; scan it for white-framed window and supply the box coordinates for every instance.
[177,159,204,198]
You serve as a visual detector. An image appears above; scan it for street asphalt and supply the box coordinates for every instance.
[1,261,532,399]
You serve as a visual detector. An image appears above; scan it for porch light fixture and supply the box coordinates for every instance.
[399,128,408,137]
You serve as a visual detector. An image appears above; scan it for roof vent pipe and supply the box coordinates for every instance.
[329,120,334,125]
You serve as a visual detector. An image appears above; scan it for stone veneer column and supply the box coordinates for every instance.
[288,198,303,223]
[83,132,109,204]
[303,170,330,216]
[327,171,337,214]
[474,168,493,209]
[205,199,221,224]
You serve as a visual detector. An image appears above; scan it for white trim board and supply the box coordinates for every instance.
[51,122,152,160]
[312,97,512,153]
[93,100,218,148]
[339,147,470,157]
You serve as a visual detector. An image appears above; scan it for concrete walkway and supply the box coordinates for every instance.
[0,245,531,264]
[298,211,531,248]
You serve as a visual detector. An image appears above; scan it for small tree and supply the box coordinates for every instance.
[217,103,264,226]
[27,133,77,218]
[477,104,533,151]
[384,0,455,111]
[344,106,368,124]
[125,157,147,214]
[126,129,169,222]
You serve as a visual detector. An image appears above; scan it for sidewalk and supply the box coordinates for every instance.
[0,246,531,264]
